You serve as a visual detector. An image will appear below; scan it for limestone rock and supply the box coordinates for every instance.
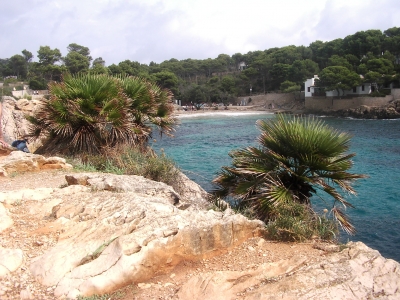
[178,241,400,300]
[0,151,72,176]
[1,97,32,144]
[178,256,307,300]
[27,173,264,298]
[0,203,13,232]
[174,171,210,210]
[2,153,399,299]
[15,98,42,113]
[0,246,23,278]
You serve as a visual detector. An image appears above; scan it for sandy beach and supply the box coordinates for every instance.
[174,106,303,118]
[173,105,285,118]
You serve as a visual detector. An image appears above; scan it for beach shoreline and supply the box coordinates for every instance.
[173,105,301,118]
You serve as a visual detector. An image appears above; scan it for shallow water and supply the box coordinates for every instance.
[152,112,400,262]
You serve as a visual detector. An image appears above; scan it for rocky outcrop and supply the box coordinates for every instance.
[317,100,400,119]
[0,151,72,177]
[178,241,400,299]
[1,96,42,144]
[0,156,264,299]
[0,152,399,299]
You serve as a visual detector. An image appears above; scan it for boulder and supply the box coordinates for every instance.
[0,203,13,232]
[1,97,31,144]
[0,246,24,278]
[0,151,72,176]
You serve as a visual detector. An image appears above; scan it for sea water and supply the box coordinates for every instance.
[152,112,400,262]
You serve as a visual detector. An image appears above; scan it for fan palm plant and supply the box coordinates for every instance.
[28,73,177,155]
[212,114,366,235]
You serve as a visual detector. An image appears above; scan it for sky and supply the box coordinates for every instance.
[1,0,399,66]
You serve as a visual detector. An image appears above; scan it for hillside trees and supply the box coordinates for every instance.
[288,59,319,86]
[9,55,27,78]
[316,66,361,96]
[151,71,180,97]
[33,46,65,82]
[64,43,92,74]
[91,57,109,74]
[343,30,384,58]
[37,46,62,65]
[2,26,400,100]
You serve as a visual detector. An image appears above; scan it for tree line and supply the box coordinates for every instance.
[1,27,400,104]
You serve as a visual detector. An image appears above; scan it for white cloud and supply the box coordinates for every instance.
[0,0,399,65]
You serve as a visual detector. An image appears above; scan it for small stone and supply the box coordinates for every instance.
[20,287,34,300]
[248,246,255,251]
[257,239,266,247]
[170,273,176,278]
[137,283,152,289]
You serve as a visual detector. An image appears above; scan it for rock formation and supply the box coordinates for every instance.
[0,153,263,298]
[1,96,41,144]
[0,152,399,299]
[316,100,400,119]
[0,151,73,177]
[178,241,400,299]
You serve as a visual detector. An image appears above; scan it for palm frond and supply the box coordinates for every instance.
[212,113,366,237]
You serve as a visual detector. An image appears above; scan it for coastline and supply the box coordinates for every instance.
[173,105,301,118]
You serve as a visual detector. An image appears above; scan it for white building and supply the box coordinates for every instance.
[305,75,373,97]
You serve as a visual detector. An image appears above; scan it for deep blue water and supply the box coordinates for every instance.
[152,112,400,262]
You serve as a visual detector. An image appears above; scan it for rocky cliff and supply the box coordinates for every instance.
[0,152,399,299]
[1,96,42,144]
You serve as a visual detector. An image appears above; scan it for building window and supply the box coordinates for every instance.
[353,87,357,93]
[307,87,310,92]
[362,85,365,91]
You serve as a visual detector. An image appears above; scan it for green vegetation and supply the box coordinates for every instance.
[77,291,125,300]
[28,73,177,155]
[315,66,361,96]
[212,114,366,240]
[2,27,400,105]
[70,145,184,195]
[265,203,337,242]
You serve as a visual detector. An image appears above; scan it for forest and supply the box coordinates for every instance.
[1,27,400,105]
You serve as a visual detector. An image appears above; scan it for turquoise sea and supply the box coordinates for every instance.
[152,111,400,262]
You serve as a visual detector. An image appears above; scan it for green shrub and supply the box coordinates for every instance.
[29,78,47,90]
[4,78,18,85]
[370,91,388,97]
[265,202,338,242]
[1,86,13,97]
[71,145,183,194]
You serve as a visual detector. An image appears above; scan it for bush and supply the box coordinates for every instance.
[72,145,183,194]
[1,86,13,97]
[29,78,47,90]
[265,202,338,242]
[4,78,18,85]
[370,91,389,97]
